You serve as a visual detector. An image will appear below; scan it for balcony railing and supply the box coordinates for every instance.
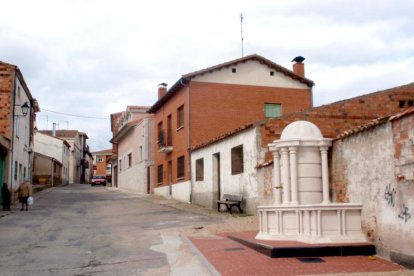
[158,130,173,153]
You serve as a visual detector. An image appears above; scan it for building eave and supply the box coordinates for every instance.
[147,54,314,114]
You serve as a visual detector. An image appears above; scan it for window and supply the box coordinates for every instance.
[119,160,122,172]
[177,105,184,129]
[15,117,19,138]
[270,71,275,76]
[14,161,17,180]
[177,156,185,179]
[167,114,172,145]
[264,103,281,118]
[157,165,163,184]
[232,68,236,73]
[231,145,244,175]
[139,145,143,161]
[97,156,103,162]
[158,121,164,147]
[24,166,26,178]
[128,153,132,168]
[195,158,204,181]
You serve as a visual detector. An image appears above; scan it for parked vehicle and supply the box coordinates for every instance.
[91,175,106,186]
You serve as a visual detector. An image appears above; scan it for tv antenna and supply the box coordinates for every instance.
[240,13,244,57]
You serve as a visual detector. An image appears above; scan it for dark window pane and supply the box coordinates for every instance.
[196,158,204,181]
[231,145,244,175]
[177,156,185,179]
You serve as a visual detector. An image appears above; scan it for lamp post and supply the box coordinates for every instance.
[15,101,30,117]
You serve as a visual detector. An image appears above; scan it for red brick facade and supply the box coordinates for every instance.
[189,81,311,146]
[0,62,15,140]
[153,88,190,186]
[151,55,313,189]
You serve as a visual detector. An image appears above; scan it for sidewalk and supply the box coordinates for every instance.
[188,233,410,276]
[138,193,411,275]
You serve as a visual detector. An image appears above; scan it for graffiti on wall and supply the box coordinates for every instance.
[398,204,412,223]
[384,183,412,223]
[384,184,396,207]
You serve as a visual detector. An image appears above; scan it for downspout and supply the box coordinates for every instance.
[51,159,54,187]
[183,79,192,203]
[310,83,314,107]
[10,71,16,196]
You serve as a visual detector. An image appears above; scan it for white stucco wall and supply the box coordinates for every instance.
[66,135,82,184]
[34,132,69,185]
[190,127,260,214]
[192,60,308,89]
[332,121,414,263]
[117,118,153,194]
[10,77,32,190]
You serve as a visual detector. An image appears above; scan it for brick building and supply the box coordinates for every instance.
[91,149,112,182]
[147,54,314,202]
[0,61,39,200]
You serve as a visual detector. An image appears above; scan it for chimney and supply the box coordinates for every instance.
[158,83,167,99]
[291,56,305,78]
[52,123,56,136]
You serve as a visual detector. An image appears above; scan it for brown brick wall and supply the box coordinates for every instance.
[189,81,312,147]
[392,111,414,181]
[261,83,414,161]
[0,63,15,140]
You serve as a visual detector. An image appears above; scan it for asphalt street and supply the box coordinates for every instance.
[0,184,220,276]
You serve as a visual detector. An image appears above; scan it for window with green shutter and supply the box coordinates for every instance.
[264,103,281,118]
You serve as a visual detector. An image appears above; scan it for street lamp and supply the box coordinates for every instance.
[15,101,30,117]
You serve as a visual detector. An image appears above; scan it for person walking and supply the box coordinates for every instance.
[2,183,11,211]
[16,179,33,211]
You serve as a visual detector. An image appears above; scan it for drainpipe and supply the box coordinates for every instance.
[51,159,54,187]
[182,78,192,203]
[10,71,16,197]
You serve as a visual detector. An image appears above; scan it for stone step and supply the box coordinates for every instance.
[228,235,376,258]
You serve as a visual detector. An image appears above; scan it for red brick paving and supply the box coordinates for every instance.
[188,232,406,276]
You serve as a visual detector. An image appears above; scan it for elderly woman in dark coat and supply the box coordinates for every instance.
[2,183,11,211]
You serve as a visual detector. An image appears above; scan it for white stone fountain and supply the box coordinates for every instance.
[256,121,366,243]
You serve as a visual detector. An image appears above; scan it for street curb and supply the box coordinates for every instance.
[182,235,221,276]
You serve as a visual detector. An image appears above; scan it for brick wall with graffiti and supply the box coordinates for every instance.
[331,109,414,266]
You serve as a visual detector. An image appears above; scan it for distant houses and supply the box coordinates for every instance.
[91,149,112,183]
[33,131,70,185]
[0,60,94,195]
[39,129,92,184]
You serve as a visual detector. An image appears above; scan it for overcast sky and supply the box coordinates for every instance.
[1,0,413,151]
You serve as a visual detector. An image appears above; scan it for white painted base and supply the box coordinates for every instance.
[153,181,191,203]
[256,203,367,244]
[171,181,191,203]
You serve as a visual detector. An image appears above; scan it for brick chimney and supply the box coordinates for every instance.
[158,83,167,99]
[292,56,305,78]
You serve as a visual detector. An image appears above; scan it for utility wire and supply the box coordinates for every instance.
[41,108,110,120]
